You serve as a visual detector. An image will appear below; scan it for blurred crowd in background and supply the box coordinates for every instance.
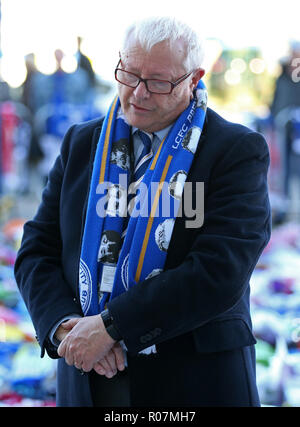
[0,36,111,199]
[0,33,300,407]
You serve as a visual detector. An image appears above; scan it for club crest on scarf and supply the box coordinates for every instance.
[79,80,207,319]
[79,259,93,314]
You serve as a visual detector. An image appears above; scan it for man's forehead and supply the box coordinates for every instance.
[121,39,187,76]
[122,37,186,59]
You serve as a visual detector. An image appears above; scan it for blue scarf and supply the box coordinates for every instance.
[79,80,207,318]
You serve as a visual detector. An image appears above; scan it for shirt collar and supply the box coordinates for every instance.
[132,124,173,143]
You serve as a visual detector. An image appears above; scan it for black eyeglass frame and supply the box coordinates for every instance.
[114,59,194,95]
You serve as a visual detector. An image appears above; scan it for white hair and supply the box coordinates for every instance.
[121,16,205,71]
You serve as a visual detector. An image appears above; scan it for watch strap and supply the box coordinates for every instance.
[101,309,122,341]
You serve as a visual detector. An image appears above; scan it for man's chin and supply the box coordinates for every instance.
[126,114,154,132]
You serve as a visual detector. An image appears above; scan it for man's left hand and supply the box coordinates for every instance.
[57,315,116,372]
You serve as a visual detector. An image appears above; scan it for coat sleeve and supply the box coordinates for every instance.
[14,125,83,358]
[107,131,272,355]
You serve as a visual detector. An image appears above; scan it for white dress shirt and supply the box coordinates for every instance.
[131,124,172,167]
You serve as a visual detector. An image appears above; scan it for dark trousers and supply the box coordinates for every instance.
[89,368,131,407]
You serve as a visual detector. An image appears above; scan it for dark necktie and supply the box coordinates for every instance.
[134,130,153,182]
[123,131,154,236]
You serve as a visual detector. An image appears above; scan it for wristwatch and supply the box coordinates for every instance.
[101,309,122,341]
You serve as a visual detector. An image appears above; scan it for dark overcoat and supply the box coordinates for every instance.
[14,107,271,406]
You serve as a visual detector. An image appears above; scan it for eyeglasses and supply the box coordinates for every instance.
[115,59,193,95]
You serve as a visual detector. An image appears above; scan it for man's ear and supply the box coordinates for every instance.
[190,68,205,90]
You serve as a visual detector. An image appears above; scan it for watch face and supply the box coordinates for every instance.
[101,311,121,341]
[101,310,110,325]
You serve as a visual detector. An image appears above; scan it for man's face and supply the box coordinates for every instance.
[118,39,197,133]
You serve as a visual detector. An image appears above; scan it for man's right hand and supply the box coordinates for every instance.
[55,319,125,378]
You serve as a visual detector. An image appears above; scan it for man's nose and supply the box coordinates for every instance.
[133,80,150,98]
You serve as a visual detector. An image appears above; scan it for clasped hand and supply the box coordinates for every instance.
[57,315,125,378]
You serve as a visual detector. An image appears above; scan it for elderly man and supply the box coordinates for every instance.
[15,17,271,407]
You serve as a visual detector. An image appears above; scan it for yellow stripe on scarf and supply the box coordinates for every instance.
[135,155,173,283]
[150,135,167,171]
[99,96,118,184]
